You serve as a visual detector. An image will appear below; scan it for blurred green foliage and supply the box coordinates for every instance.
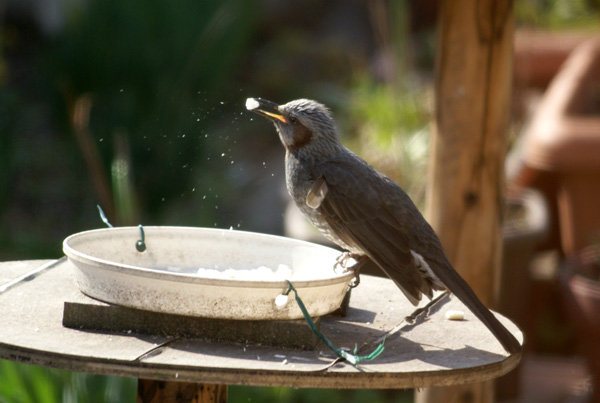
[0,91,17,212]
[345,78,431,211]
[341,0,432,212]
[0,360,135,403]
[0,0,259,260]
[516,0,600,29]
[0,357,412,402]
[45,0,256,224]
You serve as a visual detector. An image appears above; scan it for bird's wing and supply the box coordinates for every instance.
[312,156,522,354]
[312,157,435,305]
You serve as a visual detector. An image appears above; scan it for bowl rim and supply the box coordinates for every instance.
[63,226,354,289]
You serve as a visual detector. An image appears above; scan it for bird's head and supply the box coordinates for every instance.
[246,98,342,158]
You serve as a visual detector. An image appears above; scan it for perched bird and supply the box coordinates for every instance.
[246,97,521,354]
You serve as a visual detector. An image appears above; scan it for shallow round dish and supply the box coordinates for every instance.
[63,227,353,320]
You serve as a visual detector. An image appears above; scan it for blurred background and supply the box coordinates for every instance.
[1,0,599,401]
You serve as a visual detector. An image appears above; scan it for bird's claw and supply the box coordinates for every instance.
[349,270,361,288]
[334,252,360,270]
[335,253,366,288]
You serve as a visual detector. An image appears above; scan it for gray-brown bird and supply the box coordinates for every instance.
[246,97,521,354]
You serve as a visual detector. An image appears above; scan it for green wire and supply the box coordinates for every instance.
[285,280,385,365]
[135,225,146,252]
[96,205,146,252]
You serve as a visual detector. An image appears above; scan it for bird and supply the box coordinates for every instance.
[246,97,522,355]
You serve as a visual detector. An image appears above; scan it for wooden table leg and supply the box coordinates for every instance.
[422,0,515,401]
[137,379,228,403]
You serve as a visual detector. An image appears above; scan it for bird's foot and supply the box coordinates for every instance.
[335,253,368,288]
[334,252,362,270]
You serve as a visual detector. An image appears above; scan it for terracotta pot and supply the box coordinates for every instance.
[560,246,600,402]
[514,30,597,88]
[514,38,600,256]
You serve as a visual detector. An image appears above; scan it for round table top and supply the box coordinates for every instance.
[0,259,522,389]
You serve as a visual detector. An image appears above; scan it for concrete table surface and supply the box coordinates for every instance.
[0,259,522,389]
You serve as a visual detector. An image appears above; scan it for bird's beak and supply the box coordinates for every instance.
[246,98,288,124]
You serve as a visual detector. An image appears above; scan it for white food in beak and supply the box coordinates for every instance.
[245,98,260,111]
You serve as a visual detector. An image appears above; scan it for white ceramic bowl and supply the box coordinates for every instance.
[63,227,353,320]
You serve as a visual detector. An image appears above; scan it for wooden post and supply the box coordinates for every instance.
[137,380,228,403]
[417,1,514,402]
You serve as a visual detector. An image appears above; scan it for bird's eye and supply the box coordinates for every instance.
[289,116,298,124]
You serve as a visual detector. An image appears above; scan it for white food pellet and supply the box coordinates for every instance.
[245,98,260,110]
[445,310,465,321]
[275,294,289,307]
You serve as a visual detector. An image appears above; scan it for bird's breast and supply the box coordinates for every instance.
[284,155,361,253]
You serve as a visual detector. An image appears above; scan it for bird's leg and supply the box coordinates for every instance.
[334,251,358,270]
[335,253,368,288]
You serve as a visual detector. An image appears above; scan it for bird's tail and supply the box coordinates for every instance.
[445,272,522,354]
